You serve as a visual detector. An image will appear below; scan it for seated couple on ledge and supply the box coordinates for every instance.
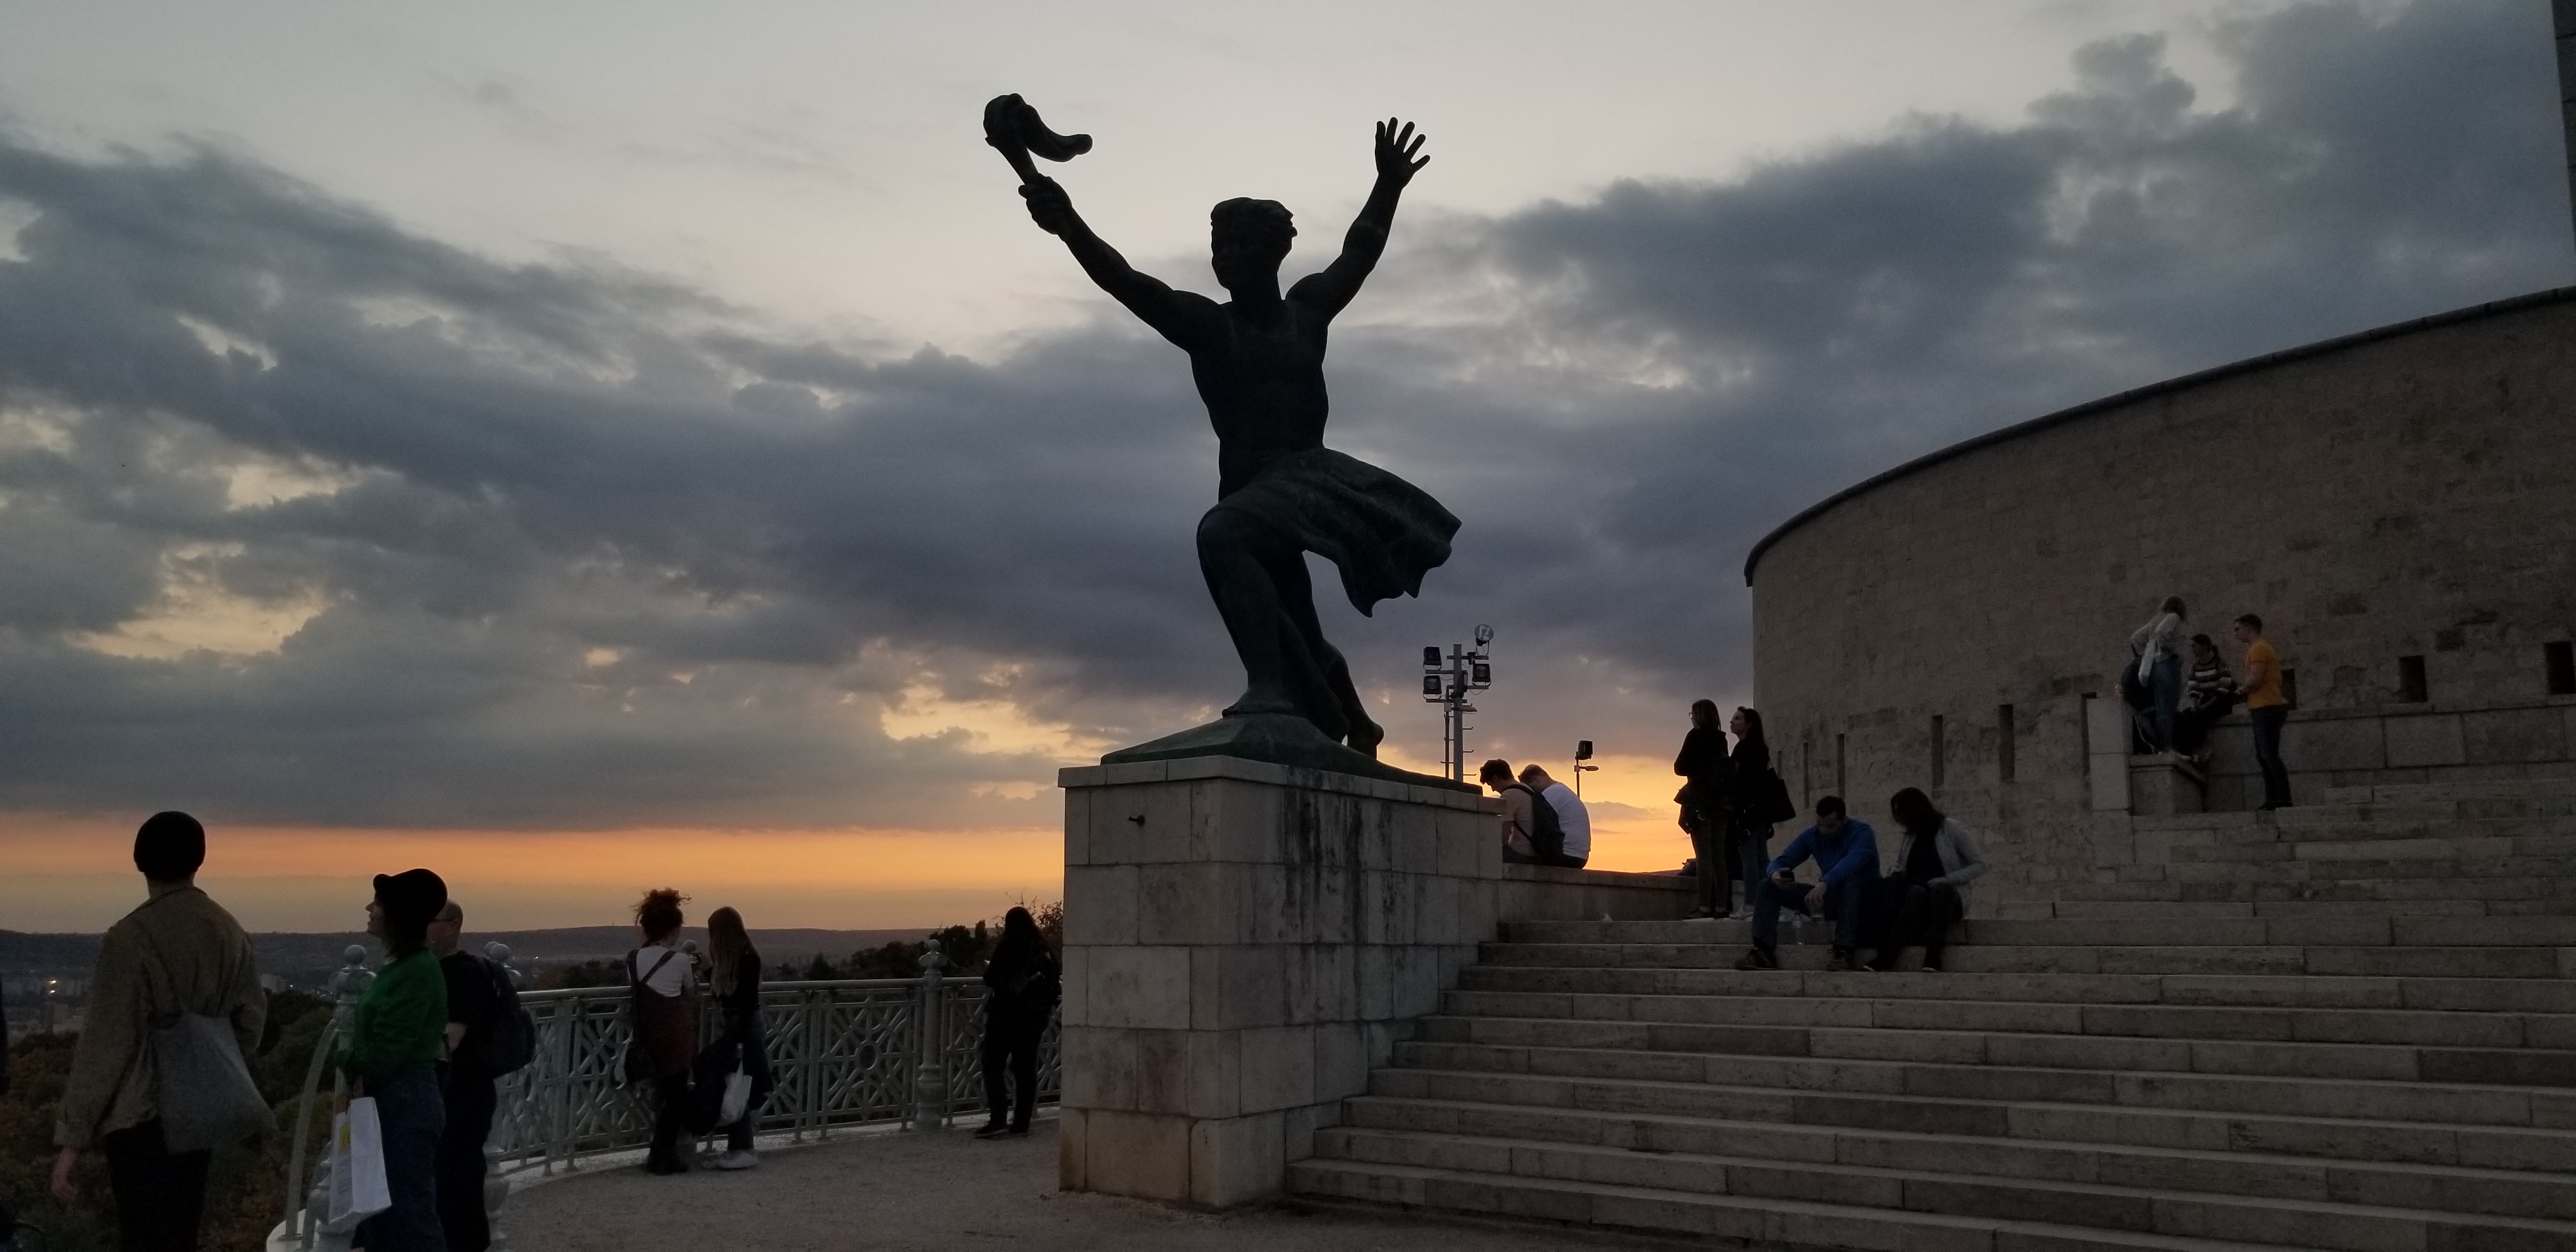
[1480,758,1591,869]
[1732,789,1987,973]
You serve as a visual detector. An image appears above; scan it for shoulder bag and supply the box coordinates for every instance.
[132,913,275,1152]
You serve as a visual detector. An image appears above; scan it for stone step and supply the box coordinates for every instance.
[1453,965,2576,1014]
[2324,780,2576,807]
[1308,1126,2576,1250]
[2133,799,2576,832]
[1338,1096,2576,1219]
[1390,1039,2576,1127]
[1482,940,2576,979]
[1413,1013,2576,1086]
[2148,855,2576,884]
[2142,813,2576,840]
[1368,1066,2576,1172]
[2168,838,2576,866]
[1436,988,2576,1049]
[1291,1156,2266,1252]
[1503,915,2576,949]
[2043,899,2576,919]
[2035,878,2576,906]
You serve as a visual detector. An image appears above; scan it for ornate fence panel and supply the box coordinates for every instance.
[277,943,1060,1251]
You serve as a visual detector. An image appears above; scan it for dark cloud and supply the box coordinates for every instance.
[0,0,2565,827]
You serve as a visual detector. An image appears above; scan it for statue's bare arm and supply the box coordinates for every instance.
[1292,118,1429,321]
[1021,177,1222,348]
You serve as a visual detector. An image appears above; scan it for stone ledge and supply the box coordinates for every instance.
[1061,753,1494,813]
[1500,865,1696,892]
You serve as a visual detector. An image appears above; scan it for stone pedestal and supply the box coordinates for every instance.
[1054,754,1493,1208]
[2128,752,2208,815]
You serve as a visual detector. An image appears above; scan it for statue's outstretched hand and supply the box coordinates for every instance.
[1374,118,1429,186]
[1020,177,1074,236]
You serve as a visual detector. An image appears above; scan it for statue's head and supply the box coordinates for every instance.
[1211,198,1294,292]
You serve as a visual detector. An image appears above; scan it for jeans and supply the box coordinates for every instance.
[725,1023,775,1152]
[102,1120,210,1252]
[1687,809,1729,915]
[1735,820,1772,906]
[2149,657,2183,751]
[1751,876,1870,949]
[980,1016,1043,1130]
[2251,705,2293,808]
[435,1067,496,1252]
[1886,882,1965,966]
[356,1065,448,1252]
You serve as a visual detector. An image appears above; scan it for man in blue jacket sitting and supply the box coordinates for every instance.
[1735,795,1880,972]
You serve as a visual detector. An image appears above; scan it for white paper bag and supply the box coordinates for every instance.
[323,1097,393,1232]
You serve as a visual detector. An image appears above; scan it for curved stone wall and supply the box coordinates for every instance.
[1745,288,2576,905]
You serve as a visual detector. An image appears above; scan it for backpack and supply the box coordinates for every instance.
[1508,782,1567,862]
[475,956,537,1076]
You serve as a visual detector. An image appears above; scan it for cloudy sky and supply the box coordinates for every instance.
[3,1,2568,932]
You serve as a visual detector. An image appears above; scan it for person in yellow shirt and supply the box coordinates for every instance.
[2234,614,2292,809]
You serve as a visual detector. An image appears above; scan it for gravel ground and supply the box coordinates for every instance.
[504,1120,1676,1251]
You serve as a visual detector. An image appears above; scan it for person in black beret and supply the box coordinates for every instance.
[339,868,451,1252]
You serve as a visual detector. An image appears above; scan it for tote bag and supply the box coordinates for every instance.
[132,921,274,1152]
[717,1064,755,1126]
[322,1097,392,1233]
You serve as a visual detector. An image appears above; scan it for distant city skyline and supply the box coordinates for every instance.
[2,0,2568,931]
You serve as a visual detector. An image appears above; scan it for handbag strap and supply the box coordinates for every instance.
[630,946,678,993]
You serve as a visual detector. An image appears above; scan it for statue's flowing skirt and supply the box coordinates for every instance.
[1209,447,1460,615]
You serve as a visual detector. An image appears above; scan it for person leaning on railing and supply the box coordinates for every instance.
[342,869,454,1252]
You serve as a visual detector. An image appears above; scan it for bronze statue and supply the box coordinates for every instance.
[991,96,1458,761]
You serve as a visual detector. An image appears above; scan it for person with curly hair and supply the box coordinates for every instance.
[627,889,695,1175]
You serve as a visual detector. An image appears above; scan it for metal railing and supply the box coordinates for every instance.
[274,940,1059,1251]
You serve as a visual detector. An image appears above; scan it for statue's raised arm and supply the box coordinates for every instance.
[989,94,1220,349]
[1290,119,1429,321]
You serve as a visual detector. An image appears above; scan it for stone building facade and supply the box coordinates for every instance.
[1744,287,2576,910]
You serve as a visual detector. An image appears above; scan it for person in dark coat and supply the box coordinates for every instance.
[702,907,772,1170]
[429,901,499,1252]
[973,908,1059,1139]
[1731,707,1781,912]
[1673,700,1735,919]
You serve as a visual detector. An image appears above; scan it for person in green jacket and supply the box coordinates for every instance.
[340,869,450,1252]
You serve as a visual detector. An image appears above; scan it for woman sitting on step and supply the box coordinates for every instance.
[1864,788,1987,973]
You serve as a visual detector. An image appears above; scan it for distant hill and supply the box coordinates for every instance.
[3,926,946,986]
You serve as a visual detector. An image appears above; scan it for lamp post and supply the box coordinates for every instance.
[1574,739,1599,797]
[1421,625,1495,784]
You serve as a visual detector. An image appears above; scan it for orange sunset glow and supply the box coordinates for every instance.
[1,749,1702,933]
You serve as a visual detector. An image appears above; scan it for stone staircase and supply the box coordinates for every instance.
[1289,790,2576,1250]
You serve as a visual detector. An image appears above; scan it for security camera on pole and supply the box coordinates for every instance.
[1422,625,1494,784]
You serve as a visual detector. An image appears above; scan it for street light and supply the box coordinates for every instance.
[1574,739,1600,797]
[1422,627,1496,784]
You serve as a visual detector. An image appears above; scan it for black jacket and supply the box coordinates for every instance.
[1675,726,1734,802]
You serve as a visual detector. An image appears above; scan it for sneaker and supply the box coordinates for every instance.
[644,1156,688,1175]
[1918,963,1942,973]
[713,1150,758,1170]
[972,1120,1012,1140]
[1690,909,1718,920]
[1732,947,1778,971]
[1825,947,1857,972]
